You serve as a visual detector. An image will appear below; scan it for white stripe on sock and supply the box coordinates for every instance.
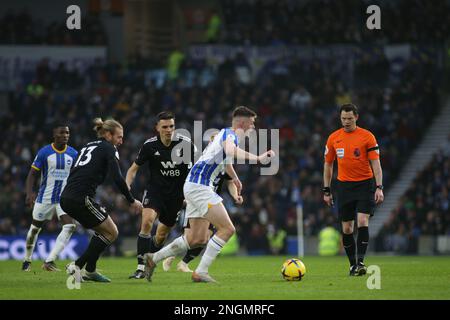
[195,235,227,274]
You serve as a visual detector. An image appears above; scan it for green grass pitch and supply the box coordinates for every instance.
[0,256,449,300]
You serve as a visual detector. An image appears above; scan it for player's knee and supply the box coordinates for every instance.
[109,225,119,242]
[190,234,209,247]
[142,215,155,228]
[342,225,353,234]
[222,225,236,239]
[358,216,369,227]
[155,233,167,245]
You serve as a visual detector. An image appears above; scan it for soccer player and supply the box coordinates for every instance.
[143,106,275,283]
[127,111,197,279]
[323,104,384,276]
[61,118,143,282]
[22,124,78,272]
[162,132,243,273]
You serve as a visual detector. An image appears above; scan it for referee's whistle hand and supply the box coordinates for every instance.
[323,194,333,207]
[375,189,384,204]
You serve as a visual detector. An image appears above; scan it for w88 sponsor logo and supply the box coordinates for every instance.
[160,161,180,176]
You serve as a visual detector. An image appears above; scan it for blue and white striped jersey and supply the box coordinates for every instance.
[31,143,78,204]
[187,128,238,188]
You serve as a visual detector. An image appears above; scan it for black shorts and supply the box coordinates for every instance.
[142,190,184,227]
[60,196,109,229]
[336,179,376,222]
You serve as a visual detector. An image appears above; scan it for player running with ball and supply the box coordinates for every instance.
[144,106,275,283]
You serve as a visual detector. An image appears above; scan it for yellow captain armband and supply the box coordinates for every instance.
[31,165,40,171]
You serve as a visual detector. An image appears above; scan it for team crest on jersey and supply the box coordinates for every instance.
[66,158,72,166]
[336,148,344,158]
[354,148,361,157]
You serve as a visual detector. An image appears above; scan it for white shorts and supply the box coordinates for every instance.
[32,202,67,221]
[184,182,223,219]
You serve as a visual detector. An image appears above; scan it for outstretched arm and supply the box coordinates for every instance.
[223,138,275,163]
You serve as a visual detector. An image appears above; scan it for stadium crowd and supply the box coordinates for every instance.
[0,44,444,255]
[2,0,450,47]
[0,8,107,45]
[375,141,450,254]
[219,0,450,45]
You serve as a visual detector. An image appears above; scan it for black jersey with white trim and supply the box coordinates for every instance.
[134,134,197,198]
[62,138,134,203]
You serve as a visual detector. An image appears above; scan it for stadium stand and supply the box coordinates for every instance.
[375,143,450,254]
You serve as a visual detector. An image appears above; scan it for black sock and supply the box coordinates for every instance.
[342,233,356,266]
[76,233,111,272]
[182,246,204,264]
[357,226,369,264]
[137,233,151,265]
[149,236,163,253]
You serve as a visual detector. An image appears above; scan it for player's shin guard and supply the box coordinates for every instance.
[195,235,226,274]
[357,227,369,263]
[342,233,356,266]
[137,233,151,269]
[24,224,42,261]
[183,246,204,264]
[46,224,76,263]
[76,233,111,272]
[152,236,190,264]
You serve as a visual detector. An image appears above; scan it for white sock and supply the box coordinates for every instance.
[153,236,190,264]
[46,224,76,263]
[24,225,41,261]
[196,235,226,274]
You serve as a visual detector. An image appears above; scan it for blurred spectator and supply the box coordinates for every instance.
[318,217,341,256]
[219,0,450,45]
[376,149,450,253]
[289,85,312,111]
[167,47,186,81]
[0,9,107,45]
[205,10,222,43]
[267,224,287,255]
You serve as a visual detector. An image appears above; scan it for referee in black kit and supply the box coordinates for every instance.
[61,118,143,282]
